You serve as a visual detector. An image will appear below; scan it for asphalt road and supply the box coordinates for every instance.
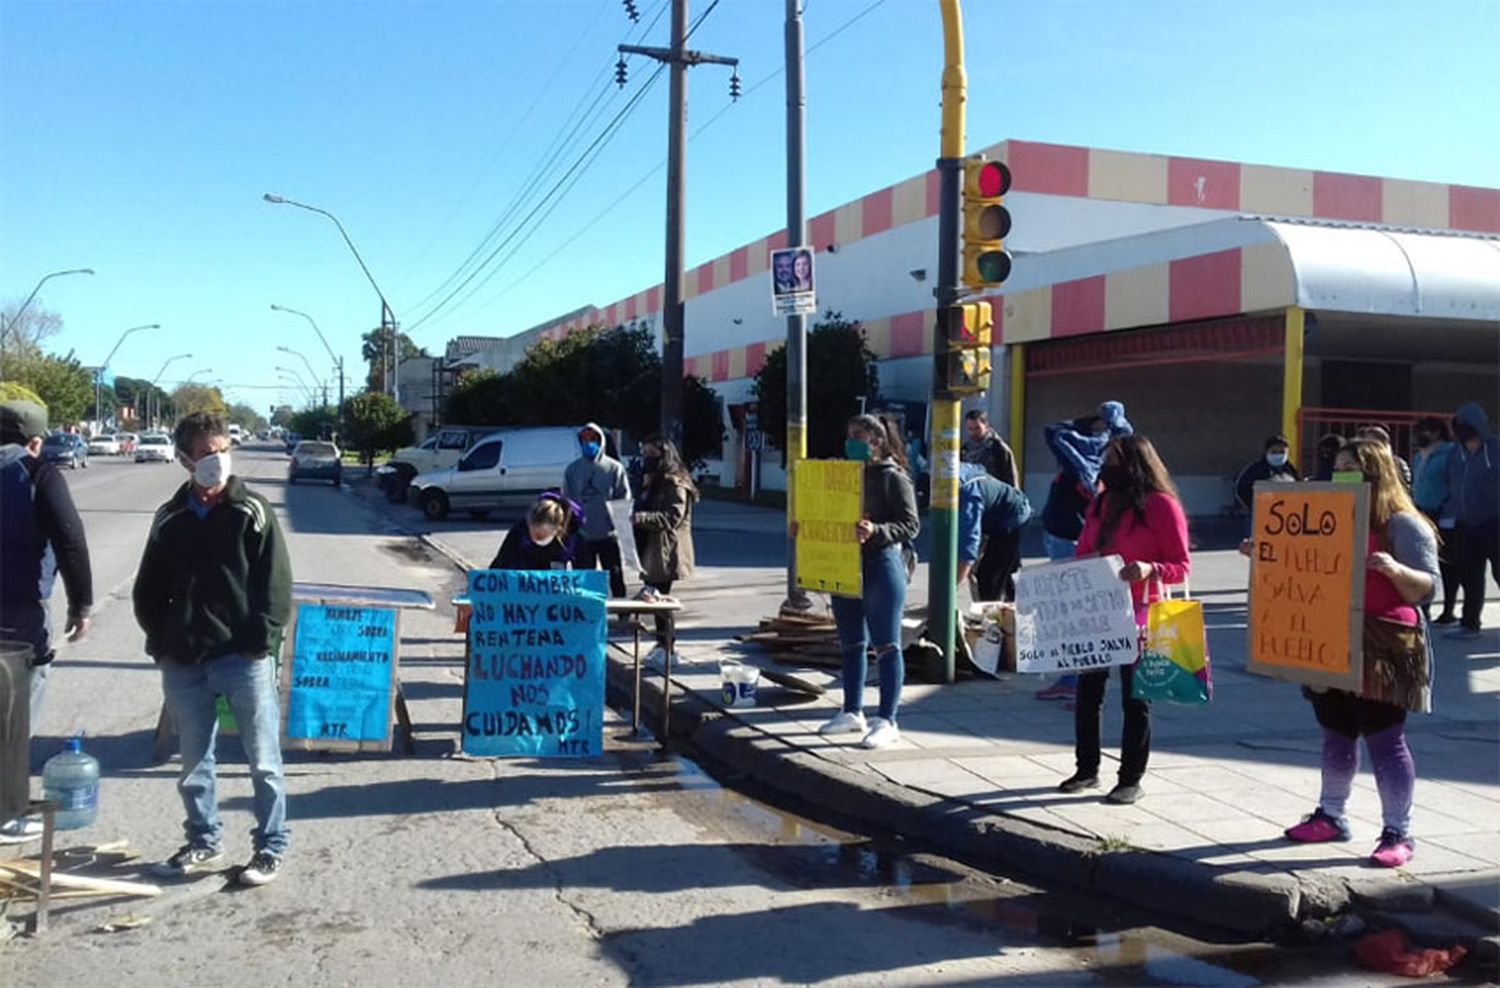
[3,447,1425,986]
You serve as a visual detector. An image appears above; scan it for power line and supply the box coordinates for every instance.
[404,0,674,320]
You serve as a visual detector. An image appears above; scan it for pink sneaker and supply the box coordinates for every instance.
[1284,808,1351,843]
[1370,829,1415,868]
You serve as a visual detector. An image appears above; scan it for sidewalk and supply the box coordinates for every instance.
[367,483,1500,945]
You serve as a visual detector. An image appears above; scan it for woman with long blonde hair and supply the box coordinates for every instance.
[1283,439,1439,867]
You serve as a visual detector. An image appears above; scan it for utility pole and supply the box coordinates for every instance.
[619,0,738,444]
[928,0,969,683]
[780,0,813,613]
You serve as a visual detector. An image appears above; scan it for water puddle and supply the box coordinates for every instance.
[622,747,1427,987]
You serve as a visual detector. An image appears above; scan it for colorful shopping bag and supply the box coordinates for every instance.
[1132,583,1211,704]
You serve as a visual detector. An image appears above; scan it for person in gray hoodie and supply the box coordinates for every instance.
[564,423,631,598]
[1445,402,1499,638]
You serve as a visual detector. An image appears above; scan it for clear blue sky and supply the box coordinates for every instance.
[3,0,1496,414]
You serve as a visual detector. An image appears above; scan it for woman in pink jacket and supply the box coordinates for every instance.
[1058,435,1191,805]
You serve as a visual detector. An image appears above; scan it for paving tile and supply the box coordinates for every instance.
[1046,801,1163,834]
[1135,791,1248,824]
[1388,844,1488,876]
[1427,832,1500,866]
[1120,821,1217,852]
[953,754,1062,786]
[1246,841,1365,866]
[1146,764,1267,793]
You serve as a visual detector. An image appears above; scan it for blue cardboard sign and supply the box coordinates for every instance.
[286,603,398,744]
[463,569,607,758]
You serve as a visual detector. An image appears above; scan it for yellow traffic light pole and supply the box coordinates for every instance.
[927,0,969,683]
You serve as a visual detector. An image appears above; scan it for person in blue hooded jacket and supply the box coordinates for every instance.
[1035,400,1132,700]
[956,462,1032,602]
[1444,402,1500,639]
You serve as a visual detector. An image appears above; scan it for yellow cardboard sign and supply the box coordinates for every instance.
[1246,483,1369,692]
[795,459,863,597]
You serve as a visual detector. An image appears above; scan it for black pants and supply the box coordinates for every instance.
[974,526,1023,602]
[1075,663,1151,784]
[1421,509,1459,619]
[1454,518,1500,631]
[646,580,674,646]
[577,536,627,599]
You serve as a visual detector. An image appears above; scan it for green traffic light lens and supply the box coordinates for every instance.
[977,250,1012,284]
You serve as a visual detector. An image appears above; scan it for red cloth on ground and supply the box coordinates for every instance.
[1353,929,1467,977]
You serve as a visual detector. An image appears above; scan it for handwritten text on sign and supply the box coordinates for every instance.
[795,459,863,597]
[1247,484,1367,692]
[1014,555,1139,673]
[464,569,607,758]
[286,604,397,744]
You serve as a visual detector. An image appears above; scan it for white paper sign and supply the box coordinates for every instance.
[605,499,643,575]
[1013,555,1139,674]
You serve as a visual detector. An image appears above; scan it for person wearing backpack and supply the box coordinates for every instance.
[0,401,93,844]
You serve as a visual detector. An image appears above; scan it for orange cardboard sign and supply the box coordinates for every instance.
[1246,483,1368,692]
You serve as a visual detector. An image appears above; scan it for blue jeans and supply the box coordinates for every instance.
[831,545,907,722]
[160,654,289,856]
[1040,533,1079,689]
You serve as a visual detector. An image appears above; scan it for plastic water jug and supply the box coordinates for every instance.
[43,735,99,830]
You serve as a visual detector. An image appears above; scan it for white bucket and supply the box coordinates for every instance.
[719,661,762,708]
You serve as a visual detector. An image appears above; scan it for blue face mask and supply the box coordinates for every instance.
[844,437,872,462]
[581,440,600,459]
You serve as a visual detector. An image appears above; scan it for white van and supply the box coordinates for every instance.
[407,426,579,521]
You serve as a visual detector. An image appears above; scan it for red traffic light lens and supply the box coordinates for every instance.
[977,161,1012,198]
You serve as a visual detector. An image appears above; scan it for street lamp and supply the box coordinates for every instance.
[148,353,192,430]
[271,303,345,426]
[276,366,315,405]
[263,194,399,404]
[0,267,95,373]
[94,322,159,428]
[276,345,326,408]
[186,368,214,383]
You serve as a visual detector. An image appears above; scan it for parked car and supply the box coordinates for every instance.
[134,433,175,463]
[87,434,122,456]
[289,440,343,486]
[116,432,139,455]
[407,426,576,521]
[42,433,89,470]
[377,425,503,503]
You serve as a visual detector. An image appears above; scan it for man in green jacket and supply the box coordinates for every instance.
[133,412,292,885]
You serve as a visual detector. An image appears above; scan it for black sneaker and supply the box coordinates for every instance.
[1433,613,1458,626]
[238,850,282,886]
[1105,782,1144,804]
[154,844,225,877]
[1058,772,1100,793]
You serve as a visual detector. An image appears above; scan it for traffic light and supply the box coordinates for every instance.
[962,158,1012,290]
[941,302,993,395]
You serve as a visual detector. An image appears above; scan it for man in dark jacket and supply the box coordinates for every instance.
[1234,433,1299,525]
[956,463,1032,602]
[1445,402,1500,639]
[961,409,1017,486]
[0,400,93,844]
[134,413,291,885]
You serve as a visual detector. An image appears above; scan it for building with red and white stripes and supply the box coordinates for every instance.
[446,139,1500,516]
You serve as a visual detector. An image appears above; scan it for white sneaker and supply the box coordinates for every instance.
[861,718,901,749]
[818,711,868,735]
[0,817,44,845]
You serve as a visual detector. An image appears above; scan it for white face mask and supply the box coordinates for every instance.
[1266,452,1289,468]
[190,450,231,488]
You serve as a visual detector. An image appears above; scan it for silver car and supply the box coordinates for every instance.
[289,440,343,486]
[134,433,175,463]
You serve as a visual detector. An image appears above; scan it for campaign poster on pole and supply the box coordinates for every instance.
[1247,483,1368,692]
[285,603,399,750]
[1013,555,1139,674]
[770,246,816,317]
[462,569,608,758]
[794,459,863,597]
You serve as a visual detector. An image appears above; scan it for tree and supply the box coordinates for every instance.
[439,325,726,466]
[290,405,338,440]
[343,391,414,467]
[270,405,296,429]
[0,381,47,411]
[171,384,227,419]
[361,328,427,393]
[752,311,880,459]
[226,402,268,433]
[0,303,62,363]
[16,353,94,426]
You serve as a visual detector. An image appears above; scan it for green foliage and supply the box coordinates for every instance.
[226,402,268,432]
[270,405,296,429]
[361,328,427,393]
[751,311,880,458]
[290,405,339,440]
[171,385,227,418]
[0,381,47,410]
[343,391,414,464]
[440,325,725,466]
[10,353,94,426]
